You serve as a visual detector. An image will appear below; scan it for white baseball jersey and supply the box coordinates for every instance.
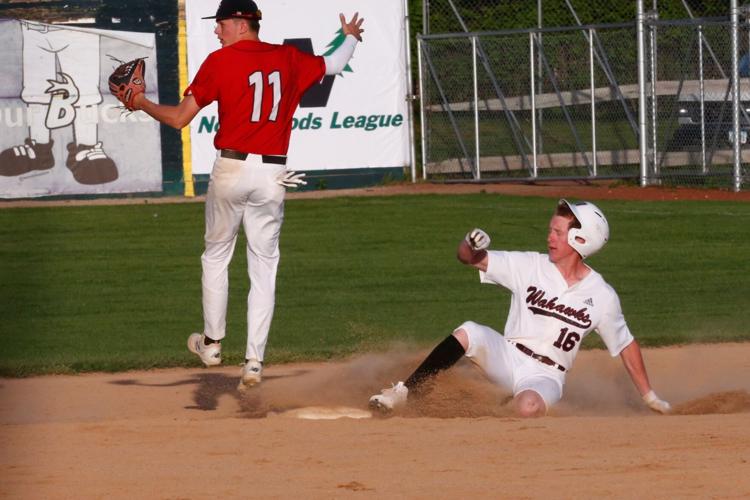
[480,250,634,371]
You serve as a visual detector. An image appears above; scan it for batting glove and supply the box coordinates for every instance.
[643,390,671,414]
[465,228,491,251]
[276,170,307,188]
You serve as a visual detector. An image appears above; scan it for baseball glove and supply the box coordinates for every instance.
[108,58,146,111]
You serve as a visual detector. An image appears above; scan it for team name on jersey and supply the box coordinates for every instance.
[525,286,592,329]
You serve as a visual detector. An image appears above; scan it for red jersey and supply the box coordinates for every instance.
[185,40,325,155]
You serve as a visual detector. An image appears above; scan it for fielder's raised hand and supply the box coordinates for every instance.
[340,12,364,41]
[643,390,672,414]
[465,228,491,251]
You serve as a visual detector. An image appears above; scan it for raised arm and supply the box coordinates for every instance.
[457,228,490,271]
[619,340,671,414]
[324,13,364,75]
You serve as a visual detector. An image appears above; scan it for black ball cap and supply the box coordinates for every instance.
[202,0,262,20]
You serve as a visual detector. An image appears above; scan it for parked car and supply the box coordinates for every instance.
[676,70,750,147]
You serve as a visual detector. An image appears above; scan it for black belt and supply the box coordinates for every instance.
[220,149,286,165]
[515,343,566,372]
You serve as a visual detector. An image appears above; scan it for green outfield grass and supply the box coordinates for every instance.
[1,193,748,376]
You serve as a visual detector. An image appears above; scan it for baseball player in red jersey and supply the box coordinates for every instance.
[370,200,672,417]
[129,0,364,389]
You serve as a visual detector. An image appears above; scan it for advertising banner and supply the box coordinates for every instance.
[0,20,162,199]
[185,0,409,174]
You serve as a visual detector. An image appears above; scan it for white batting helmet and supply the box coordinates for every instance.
[558,199,609,259]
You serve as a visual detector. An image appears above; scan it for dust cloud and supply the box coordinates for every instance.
[233,342,750,418]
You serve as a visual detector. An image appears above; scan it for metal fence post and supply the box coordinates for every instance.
[698,24,707,174]
[421,1,428,180]
[417,37,428,180]
[732,0,742,192]
[530,32,538,177]
[648,9,659,180]
[472,35,480,180]
[403,0,417,182]
[537,0,544,155]
[589,27,597,176]
[637,0,649,186]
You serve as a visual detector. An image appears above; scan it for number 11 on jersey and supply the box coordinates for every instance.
[248,70,281,122]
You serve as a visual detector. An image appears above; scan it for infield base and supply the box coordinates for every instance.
[270,406,372,420]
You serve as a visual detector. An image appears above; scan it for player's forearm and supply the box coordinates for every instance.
[457,240,488,269]
[619,341,651,396]
[621,340,672,413]
[135,97,184,129]
[134,94,198,130]
[323,35,358,75]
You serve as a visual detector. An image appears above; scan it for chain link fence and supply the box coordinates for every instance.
[418,0,746,190]
[649,17,750,188]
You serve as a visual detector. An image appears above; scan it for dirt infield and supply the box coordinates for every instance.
[2,343,749,498]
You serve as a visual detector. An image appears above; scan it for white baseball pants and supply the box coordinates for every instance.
[201,153,287,362]
[457,321,565,410]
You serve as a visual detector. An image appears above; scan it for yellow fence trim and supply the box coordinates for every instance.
[178,3,194,197]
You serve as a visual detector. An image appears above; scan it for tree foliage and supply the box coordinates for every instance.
[419,0,730,34]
